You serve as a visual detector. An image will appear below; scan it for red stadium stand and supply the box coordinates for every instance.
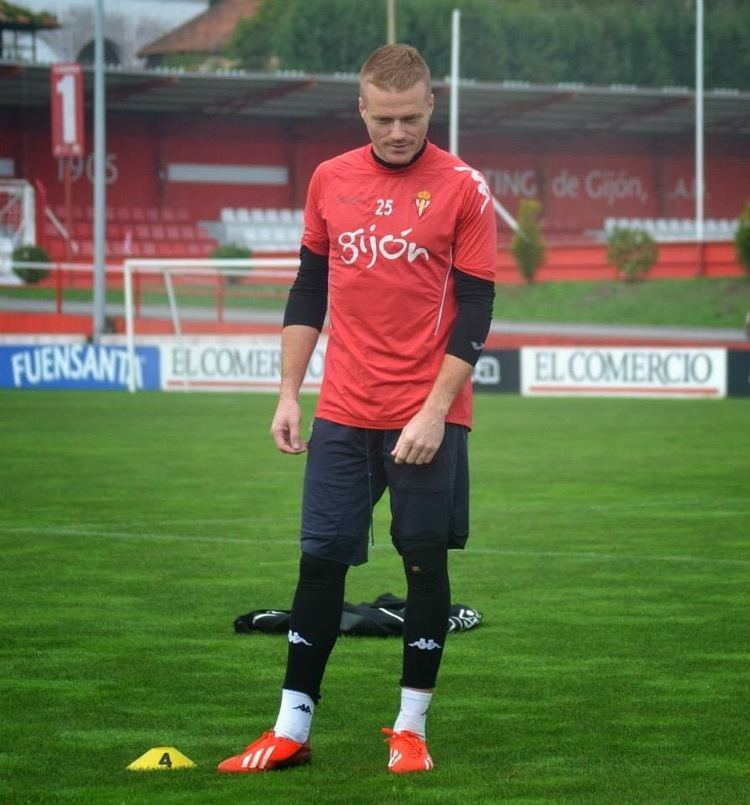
[38,203,220,263]
[41,204,222,262]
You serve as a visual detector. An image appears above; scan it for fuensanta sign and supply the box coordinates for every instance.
[50,63,84,157]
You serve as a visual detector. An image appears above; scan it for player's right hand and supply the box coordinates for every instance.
[270,398,308,454]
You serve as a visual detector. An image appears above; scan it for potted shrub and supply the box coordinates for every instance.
[511,199,546,284]
[11,244,51,284]
[211,243,252,285]
[606,228,658,283]
[734,201,750,279]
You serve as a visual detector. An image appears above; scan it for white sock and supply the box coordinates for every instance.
[393,688,433,739]
[273,689,315,743]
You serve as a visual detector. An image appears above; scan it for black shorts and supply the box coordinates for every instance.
[300,417,469,566]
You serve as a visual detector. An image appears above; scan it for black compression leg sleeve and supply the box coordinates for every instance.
[282,552,348,703]
[400,547,450,690]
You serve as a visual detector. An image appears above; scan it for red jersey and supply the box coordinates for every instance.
[301,141,497,429]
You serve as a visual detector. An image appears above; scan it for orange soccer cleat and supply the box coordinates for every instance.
[217,730,311,773]
[382,727,434,773]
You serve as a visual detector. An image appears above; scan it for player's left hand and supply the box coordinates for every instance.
[391,408,445,465]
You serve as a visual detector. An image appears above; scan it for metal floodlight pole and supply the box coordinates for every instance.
[386,0,396,44]
[93,0,106,338]
[449,8,460,156]
[695,0,705,266]
[448,8,517,232]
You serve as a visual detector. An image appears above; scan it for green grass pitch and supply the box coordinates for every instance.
[1,391,748,803]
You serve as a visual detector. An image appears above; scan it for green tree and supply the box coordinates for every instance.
[706,3,750,90]
[227,0,288,70]
[227,0,750,91]
[272,0,383,73]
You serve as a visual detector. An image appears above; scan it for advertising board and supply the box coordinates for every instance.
[0,342,160,390]
[472,350,520,394]
[158,336,326,392]
[521,346,727,398]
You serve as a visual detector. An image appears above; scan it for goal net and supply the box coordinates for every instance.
[0,179,36,283]
[121,256,327,393]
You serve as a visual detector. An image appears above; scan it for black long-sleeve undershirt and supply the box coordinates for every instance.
[282,246,329,330]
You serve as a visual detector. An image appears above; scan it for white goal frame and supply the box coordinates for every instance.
[122,257,298,392]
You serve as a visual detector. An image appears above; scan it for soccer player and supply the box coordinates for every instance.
[218,43,496,775]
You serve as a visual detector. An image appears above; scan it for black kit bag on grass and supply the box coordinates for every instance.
[234,592,483,637]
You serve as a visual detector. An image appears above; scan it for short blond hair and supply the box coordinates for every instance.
[359,44,431,95]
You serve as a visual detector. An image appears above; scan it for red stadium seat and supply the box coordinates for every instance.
[47,241,66,259]
[156,243,172,257]
[170,242,189,256]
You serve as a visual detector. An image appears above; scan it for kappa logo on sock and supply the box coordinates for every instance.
[288,630,313,646]
[408,638,442,650]
[293,703,312,714]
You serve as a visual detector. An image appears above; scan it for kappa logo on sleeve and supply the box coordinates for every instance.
[454,166,492,213]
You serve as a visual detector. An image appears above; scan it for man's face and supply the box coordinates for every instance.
[359,80,434,165]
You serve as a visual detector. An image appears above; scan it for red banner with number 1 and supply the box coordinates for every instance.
[50,63,84,158]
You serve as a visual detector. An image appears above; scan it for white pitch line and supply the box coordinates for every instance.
[134,516,298,527]
[467,546,750,567]
[1,525,748,567]
[0,525,298,547]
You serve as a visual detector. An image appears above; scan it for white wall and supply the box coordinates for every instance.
[14,0,209,66]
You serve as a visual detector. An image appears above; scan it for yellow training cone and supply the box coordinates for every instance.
[127,746,196,771]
